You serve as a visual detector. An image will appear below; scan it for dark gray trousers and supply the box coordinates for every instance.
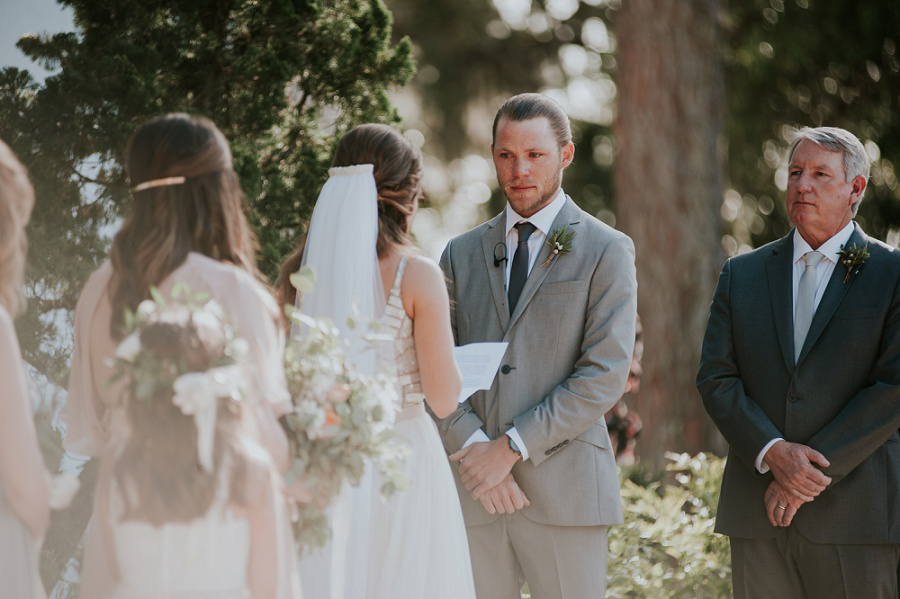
[730,529,900,599]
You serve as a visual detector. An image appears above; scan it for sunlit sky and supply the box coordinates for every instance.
[0,0,74,80]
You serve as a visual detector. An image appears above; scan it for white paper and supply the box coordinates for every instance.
[454,342,509,403]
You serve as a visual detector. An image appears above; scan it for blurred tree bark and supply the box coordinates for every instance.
[613,0,725,464]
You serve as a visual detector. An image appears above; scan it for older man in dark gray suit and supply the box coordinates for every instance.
[698,126,900,598]
[439,93,636,598]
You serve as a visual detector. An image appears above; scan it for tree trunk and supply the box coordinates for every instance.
[613,0,726,465]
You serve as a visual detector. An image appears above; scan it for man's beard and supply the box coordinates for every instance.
[504,169,562,215]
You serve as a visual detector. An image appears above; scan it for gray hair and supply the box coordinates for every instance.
[788,126,870,216]
[492,93,572,148]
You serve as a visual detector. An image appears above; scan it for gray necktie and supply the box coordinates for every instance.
[794,250,824,362]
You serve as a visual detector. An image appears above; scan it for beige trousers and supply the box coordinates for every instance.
[465,510,608,599]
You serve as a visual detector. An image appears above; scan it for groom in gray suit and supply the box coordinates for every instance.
[698,126,900,598]
[438,93,637,598]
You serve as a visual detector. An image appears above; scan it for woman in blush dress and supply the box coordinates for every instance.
[0,138,52,599]
[65,114,300,598]
[277,123,476,599]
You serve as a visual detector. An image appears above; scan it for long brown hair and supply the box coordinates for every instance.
[0,139,34,316]
[276,124,423,308]
[109,114,261,337]
[113,391,253,524]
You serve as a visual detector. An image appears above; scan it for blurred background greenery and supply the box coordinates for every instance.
[1,0,898,595]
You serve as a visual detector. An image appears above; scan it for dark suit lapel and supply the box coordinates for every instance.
[507,196,582,331]
[766,233,796,374]
[797,223,866,365]
[480,212,510,330]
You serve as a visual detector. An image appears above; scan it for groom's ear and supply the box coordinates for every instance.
[560,142,575,169]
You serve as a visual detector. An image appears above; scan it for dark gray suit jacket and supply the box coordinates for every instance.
[439,196,637,527]
[697,223,900,543]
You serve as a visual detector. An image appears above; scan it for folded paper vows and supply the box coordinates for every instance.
[454,342,509,403]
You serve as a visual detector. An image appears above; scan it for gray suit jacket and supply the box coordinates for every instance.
[438,196,637,527]
[697,223,900,543]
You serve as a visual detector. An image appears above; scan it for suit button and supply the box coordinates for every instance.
[500,365,512,374]
[788,394,798,402]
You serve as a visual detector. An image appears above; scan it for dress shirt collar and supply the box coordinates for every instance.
[504,188,567,237]
[792,221,855,266]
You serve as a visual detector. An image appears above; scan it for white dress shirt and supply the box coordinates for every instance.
[462,189,568,461]
[756,221,855,473]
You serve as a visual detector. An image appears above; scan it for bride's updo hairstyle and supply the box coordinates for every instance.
[109,113,260,338]
[0,139,34,316]
[277,123,424,309]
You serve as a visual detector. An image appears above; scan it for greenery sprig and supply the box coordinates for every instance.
[837,242,870,284]
[541,227,576,267]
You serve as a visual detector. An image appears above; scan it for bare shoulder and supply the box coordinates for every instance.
[400,255,449,315]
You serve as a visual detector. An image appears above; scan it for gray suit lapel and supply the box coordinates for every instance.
[797,223,866,365]
[765,234,796,374]
[480,212,510,330]
[506,196,582,332]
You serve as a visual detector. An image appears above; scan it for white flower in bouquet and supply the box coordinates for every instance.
[280,298,410,550]
[114,332,142,362]
[136,298,157,320]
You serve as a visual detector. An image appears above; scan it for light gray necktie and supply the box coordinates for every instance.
[794,250,824,362]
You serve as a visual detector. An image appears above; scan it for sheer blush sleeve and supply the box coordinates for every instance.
[170,256,290,416]
[63,262,117,457]
[229,274,290,417]
[245,444,302,599]
[0,306,51,539]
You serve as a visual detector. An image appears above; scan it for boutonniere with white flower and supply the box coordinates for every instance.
[837,242,870,284]
[541,227,576,267]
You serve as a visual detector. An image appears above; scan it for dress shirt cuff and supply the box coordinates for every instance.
[756,438,784,474]
[463,429,491,448]
[505,427,530,462]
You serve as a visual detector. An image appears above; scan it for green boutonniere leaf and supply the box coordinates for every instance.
[542,227,576,267]
[837,242,870,284]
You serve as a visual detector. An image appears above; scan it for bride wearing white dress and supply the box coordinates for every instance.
[277,123,476,598]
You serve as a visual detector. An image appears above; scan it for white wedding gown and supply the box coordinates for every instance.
[108,471,252,599]
[300,256,476,598]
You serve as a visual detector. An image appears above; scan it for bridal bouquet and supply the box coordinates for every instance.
[281,273,409,549]
[107,284,247,471]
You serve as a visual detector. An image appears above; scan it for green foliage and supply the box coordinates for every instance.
[724,0,900,250]
[608,452,731,598]
[0,0,415,383]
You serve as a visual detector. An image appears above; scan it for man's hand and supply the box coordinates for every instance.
[450,437,521,499]
[476,474,531,515]
[764,440,832,501]
[764,479,808,527]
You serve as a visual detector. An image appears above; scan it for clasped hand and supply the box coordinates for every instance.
[763,441,832,527]
[764,440,831,501]
[450,439,529,514]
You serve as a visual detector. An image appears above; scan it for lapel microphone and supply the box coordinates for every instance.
[493,242,508,267]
